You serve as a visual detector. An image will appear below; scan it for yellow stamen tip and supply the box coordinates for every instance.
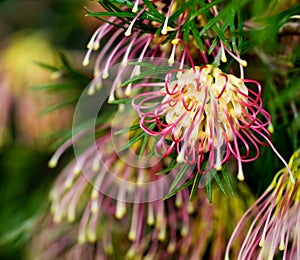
[87,42,93,49]
[93,42,100,51]
[161,26,168,35]
[91,189,98,199]
[158,231,166,241]
[73,165,81,176]
[237,171,245,181]
[50,71,62,80]
[125,88,131,96]
[102,71,109,79]
[240,60,247,67]
[215,165,222,171]
[48,158,57,168]
[176,155,184,163]
[259,240,264,247]
[181,226,188,237]
[64,178,73,189]
[87,231,97,243]
[53,213,62,224]
[91,202,98,215]
[167,242,176,253]
[124,30,131,37]
[115,203,126,220]
[168,58,175,64]
[108,94,115,103]
[87,86,95,96]
[187,202,194,214]
[105,244,114,255]
[83,58,89,67]
[221,56,227,63]
[171,39,179,45]
[268,123,274,133]
[67,211,75,223]
[78,233,86,245]
[147,216,155,226]
[128,231,136,241]
[126,247,135,259]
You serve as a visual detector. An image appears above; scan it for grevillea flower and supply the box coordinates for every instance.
[30,162,254,260]
[225,149,300,260]
[184,181,254,260]
[29,220,111,260]
[132,61,285,180]
[47,125,200,259]
[83,1,220,99]
[82,5,178,98]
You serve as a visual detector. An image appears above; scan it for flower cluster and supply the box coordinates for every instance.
[83,0,220,100]
[81,0,292,181]
[31,131,254,259]
[133,64,273,180]
[29,1,298,260]
[47,125,199,259]
[225,149,300,260]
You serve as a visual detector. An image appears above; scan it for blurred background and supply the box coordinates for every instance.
[0,1,100,259]
[0,0,299,259]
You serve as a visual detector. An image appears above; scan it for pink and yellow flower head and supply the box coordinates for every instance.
[225,149,300,260]
[133,63,273,179]
[48,126,198,259]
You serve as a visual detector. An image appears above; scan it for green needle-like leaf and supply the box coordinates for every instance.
[169,0,193,24]
[143,0,165,20]
[169,164,189,193]
[139,133,150,157]
[213,173,227,195]
[206,178,213,203]
[38,98,78,115]
[229,11,237,52]
[108,98,131,105]
[237,9,243,52]
[120,67,172,87]
[163,178,194,200]
[31,82,75,91]
[156,158,177,175]
[183,21,191,44]
[222,170,235,197]
[118,131,147,151]
[114,124,141,135]
[190,173,201,200]
[189,0,224,21]
[86,11,136,18]
[190,20,205,52]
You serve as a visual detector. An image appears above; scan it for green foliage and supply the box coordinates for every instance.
[1,0,300,257]
[251,3,300,51]
[0,147,54,258]
[88,0,252,54]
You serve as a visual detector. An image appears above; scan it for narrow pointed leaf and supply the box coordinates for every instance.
[190,20,205,52]
[206,179,213,203]
[190,173,201,200]
[213,173,227,195]
[163,178,194,200]
[222,170,235,196]
[169,164,189,193]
